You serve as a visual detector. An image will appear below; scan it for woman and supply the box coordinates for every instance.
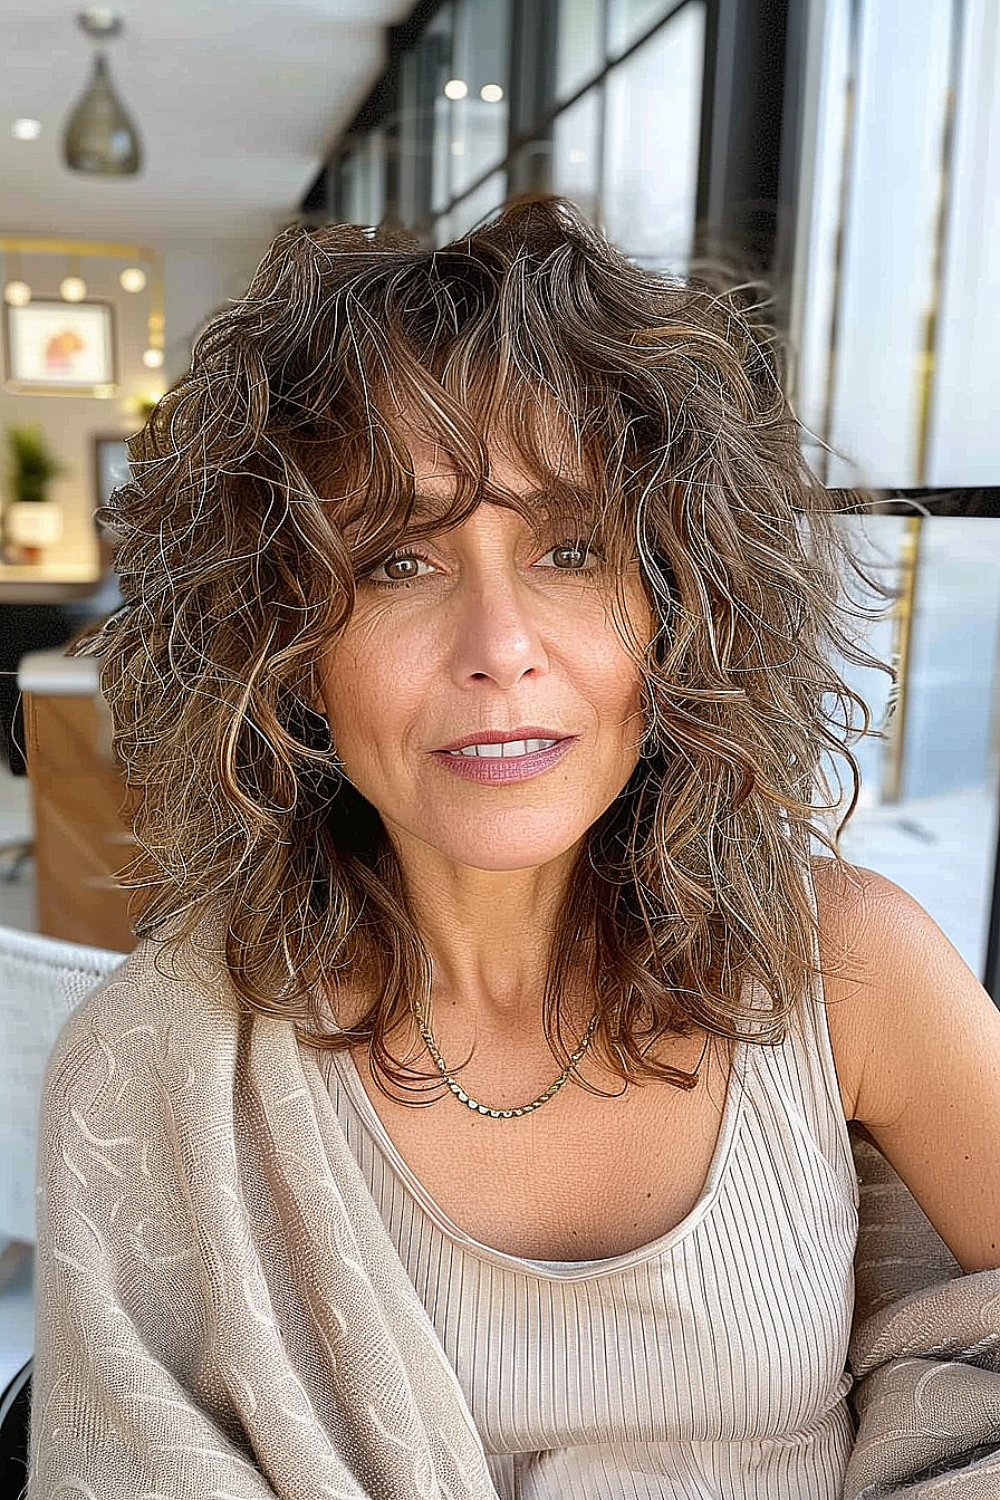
[29,196,1000,1499]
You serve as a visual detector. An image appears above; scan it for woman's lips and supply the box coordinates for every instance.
[431,737,576,783]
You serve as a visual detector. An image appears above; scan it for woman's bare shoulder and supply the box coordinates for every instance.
[808,852,935,985]
[807,855,889,1120]
[806,854,960,1107]
[809,854,1000,1270]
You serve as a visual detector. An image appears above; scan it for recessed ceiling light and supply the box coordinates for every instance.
[480,84,504,103]
[119,266,147,292]
[60,275,88,302]
[12,118,42,141]
[142,348,165,368]
[444,79,468,100]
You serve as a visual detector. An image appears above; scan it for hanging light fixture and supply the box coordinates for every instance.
[63,10,143,176]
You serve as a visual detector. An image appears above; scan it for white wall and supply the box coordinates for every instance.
[0,232,271,575]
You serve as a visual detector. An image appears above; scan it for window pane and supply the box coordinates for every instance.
[448,0,512,199]
[436,169,507,244]
[556,0,604,102]
[338,150,358,224]
[608,0,679,56]
[340,131,385,227]
[552,87,602,222]
[397,49,421,226]
[398,4,455,228]
[834,517,1000,979]
[602,1,705,268]
[508,135,553,196]
[432,93,452,213]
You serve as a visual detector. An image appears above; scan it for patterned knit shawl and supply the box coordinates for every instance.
[27,937,1000,1498]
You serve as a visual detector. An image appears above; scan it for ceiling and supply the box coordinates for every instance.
[1,0,414,247]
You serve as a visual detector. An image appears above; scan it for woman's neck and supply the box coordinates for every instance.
[391,836,581,1028]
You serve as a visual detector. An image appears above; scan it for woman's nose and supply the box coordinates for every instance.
[448,570,549,690]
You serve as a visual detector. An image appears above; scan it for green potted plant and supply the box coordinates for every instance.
[3,424,67,563]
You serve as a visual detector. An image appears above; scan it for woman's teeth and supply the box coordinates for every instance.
[449,738,559,758]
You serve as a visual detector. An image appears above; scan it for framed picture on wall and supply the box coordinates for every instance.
[3,298,117,396]
[92,433,132,510]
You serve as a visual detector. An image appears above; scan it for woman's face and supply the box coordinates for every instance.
[318,437,654,877]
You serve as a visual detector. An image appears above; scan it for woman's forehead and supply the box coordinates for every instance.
[406,447,566,502]
[400,419,591,508]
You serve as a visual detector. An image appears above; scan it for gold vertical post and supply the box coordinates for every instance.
[914,64,957,484]
[882,516,922,804]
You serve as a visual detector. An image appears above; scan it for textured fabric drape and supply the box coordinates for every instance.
[27,937,1000,1498]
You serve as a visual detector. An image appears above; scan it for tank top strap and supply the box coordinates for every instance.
[743,859,858,1206]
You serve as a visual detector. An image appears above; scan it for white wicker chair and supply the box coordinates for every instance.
[0,924,125,1260]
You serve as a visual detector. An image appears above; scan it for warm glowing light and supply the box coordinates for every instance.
[120,386,164,416]
[12,118,42,141]
[60,275,88,302]
[119,265,147,292]
[4,281,31,306]
[444,78,468,100]
[142,347,165,368]
[479,84,504,103]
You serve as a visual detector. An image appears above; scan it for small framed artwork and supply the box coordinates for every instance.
[92,433,132,509]
[3,298,118,396]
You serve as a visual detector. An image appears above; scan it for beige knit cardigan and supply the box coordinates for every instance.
[27,935,1000,1499]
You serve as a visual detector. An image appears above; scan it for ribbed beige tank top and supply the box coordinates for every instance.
[323,986,858,1499]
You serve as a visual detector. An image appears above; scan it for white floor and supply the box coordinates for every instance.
[1,758,997,1398]
[0,764,36,1394]
[0,767,35,936]
[0,1243,33,1394]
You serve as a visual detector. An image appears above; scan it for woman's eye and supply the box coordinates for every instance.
[363,540,601,586]
[366,552,433,585]
[537,540,602,572]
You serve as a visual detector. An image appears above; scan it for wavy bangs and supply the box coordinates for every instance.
[76,193,894,1094]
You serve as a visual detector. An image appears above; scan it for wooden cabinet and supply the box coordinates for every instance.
[22,690,137,953]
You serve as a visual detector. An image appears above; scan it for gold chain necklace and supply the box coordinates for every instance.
[410,995,600,1119]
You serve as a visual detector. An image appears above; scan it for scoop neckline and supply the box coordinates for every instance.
[329,1036,750,1281]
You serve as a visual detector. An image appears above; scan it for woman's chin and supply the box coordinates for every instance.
[388,816,589,877]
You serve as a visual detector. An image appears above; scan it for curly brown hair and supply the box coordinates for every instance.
[77,194,892,1094]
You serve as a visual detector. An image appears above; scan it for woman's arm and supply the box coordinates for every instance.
[815,858,1000,1273]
